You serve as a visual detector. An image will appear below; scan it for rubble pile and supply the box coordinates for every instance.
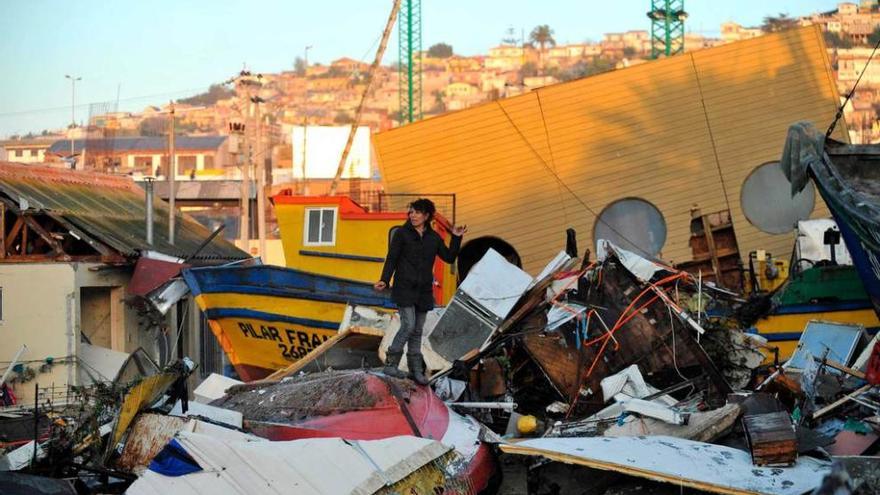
[2,240,879,494]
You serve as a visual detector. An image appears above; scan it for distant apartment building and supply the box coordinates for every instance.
[546,43,602,68]
[423,70,453,96]
[445,82,480,98]
[800,2,880,42]
[683,33,723,52]
[0,137,57,163]
[720,22,763,43]
[485,45,537,72]
[449,70,483,87]
[444,82,484,111]
[622,30,651,54]
[523,75,558,90]
[309,77,351,92]
[330,57,369,75]
[837,47,880,89]
[421,56,448,71]
[601,32,626,56]
[446,55,484,73]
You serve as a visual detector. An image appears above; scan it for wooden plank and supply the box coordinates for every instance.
[701,214,723,283]
[817,357,866,380]
[813,384,873,419]
[5,217,23,251]
[261,326,385,383]
[22,215,64,255]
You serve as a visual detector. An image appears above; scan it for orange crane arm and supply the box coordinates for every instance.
[328,0,401,195]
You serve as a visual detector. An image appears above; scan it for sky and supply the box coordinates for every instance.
[0,0,839,138]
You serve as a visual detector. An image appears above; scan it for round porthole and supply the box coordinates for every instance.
[593,198,667,257]
[741,161,815,234]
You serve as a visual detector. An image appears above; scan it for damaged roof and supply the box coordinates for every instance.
[0,162,249,263]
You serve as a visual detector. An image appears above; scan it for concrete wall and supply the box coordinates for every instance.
[291,126,373,179]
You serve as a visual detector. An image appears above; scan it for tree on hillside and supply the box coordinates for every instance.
[138,117,167,137]
[761,13,799,33]
[529,25,556,50]
[520,61,539,78]
[427,42,454,58]
[529,25,556,74]
[177,84,234,106]
[294,56,307,76]
[334,110,353,124]
[825,31,853,49]
[869,26,880,46]
[429,89,446,113]
[559,58,614,82]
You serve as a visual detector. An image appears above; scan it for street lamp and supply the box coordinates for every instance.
[65,74,81,160]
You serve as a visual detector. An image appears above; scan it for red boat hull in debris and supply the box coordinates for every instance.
[245,374,497,492]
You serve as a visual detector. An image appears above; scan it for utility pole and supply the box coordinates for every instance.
[168,101,176,245]
[65,75,81,164]
[240,102,250,246]
[301,45,312,194]
[254,96,267,261]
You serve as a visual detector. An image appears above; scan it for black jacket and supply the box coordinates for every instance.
[380,220,461,311]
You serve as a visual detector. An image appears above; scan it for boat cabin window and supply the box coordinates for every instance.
[593,197,666,258]
[741,161,815,234]
[304,207,337,246]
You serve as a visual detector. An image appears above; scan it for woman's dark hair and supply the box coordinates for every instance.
[409,198,436,221]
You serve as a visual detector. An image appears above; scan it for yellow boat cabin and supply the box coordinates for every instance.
[272,191,459,306]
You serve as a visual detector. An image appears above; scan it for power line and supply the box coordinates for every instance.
[0,86,215,118]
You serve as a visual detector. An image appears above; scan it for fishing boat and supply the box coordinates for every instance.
[183,264,396,381]
[183,194,460,381]
[783,122,880,317]
[747,219,880,359]
[750,261,880,359]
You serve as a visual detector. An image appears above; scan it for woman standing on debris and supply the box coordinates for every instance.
[374,198,467,385]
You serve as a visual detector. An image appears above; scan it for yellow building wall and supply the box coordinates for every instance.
[0,263,159,405]
[374,26,846,274]
[0,264,76,405]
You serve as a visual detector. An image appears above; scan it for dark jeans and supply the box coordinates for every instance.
[389,306,427,356]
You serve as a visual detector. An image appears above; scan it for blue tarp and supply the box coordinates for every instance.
[148,439,202,477]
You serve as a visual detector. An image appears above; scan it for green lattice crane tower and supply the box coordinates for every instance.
[648,0,687,59]
[399,0,422,123]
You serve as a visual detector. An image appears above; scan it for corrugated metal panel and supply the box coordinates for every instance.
[117,413,259,472]
[126,432,452,495]
[374,26,845,273]
[46,136,226,154]
[0,162,249,262]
